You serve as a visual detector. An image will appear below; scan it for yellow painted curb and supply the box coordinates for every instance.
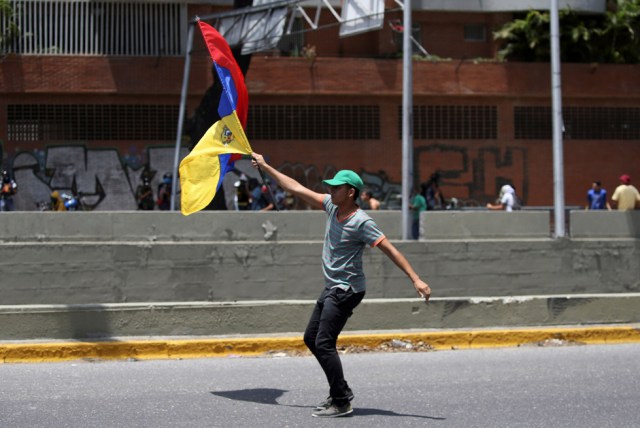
[340,325,640,350]
[1,325,639,363]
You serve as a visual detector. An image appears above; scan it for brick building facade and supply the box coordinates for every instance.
[1,3,638,210]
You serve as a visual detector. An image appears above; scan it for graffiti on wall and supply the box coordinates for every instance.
[277,144,528,210]
[6,145,188,211]
[276,161,404,210]
[1,143,527,211]
[414,144,528,206]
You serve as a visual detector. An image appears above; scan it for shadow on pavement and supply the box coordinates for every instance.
[354,407,446,420]
[211,388,288,406]
[210,388,446,420]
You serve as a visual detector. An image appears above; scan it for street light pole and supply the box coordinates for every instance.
[550,0,565,237]
[401,0,413,240]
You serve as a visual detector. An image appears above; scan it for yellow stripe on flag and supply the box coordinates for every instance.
[179,113,252,216]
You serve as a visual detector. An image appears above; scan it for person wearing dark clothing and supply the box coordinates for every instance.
[423,172,445,211]
[249,178,267,210]
[233,175,251,210]
[1,170,17,211]
[136,178,155,210]
[251,152,431,418]
[157,173,172,210]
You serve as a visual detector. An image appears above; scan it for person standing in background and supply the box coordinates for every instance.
[586,181,611,210]
[233,175,251,211]
[487,184,516,212]
[136,177,155,210]
[611,174,640,211]
[157,173,172,210]
[410,185,427,239]
[50,191,67,211]
[359,188,380,210]
[0,170,17,212]
[423,172,446,211]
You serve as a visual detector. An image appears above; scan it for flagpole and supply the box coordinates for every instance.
[171,21,195,211]
[240,154,279,211]
[257,166,280,212]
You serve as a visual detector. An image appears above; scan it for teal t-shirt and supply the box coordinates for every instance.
[411,194,427,220]
[321,195,385,293]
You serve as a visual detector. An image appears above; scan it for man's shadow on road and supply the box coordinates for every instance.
[210,388,445,420]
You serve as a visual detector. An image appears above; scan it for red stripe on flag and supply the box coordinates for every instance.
[197,20,248,128]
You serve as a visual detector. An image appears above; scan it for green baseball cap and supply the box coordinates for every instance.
[323,170,364,190]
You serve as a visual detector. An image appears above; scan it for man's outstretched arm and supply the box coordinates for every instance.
[251,152,325,210]
[377,238,431,302]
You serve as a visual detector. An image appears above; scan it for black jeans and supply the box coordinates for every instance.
[303,287,365,406]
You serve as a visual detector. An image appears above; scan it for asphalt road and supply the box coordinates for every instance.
[1,343,639,428]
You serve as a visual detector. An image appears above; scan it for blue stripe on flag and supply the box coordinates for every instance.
[214,63,238,119]
[217,153,235,192]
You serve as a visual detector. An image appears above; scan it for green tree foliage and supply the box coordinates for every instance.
[493,0,640,63]
[593,0,640,62]
[0,0,20,56]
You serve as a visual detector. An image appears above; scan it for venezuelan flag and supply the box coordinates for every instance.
[179,20,253,216]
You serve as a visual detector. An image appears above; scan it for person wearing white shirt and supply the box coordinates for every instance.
[487,184,516,212]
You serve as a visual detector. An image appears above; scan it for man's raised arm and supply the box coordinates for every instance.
[251,152,325,210]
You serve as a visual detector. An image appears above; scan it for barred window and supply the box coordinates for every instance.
[464,24,486,42]
[515,106,640,140]
[8,104,178,141]
[4,1,186,56]
[247,105,380,140]
[400,105,497,139]
[514,106,551,139]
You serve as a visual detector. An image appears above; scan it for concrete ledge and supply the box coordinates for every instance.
[4,210,637,242]
[0,211,403,242]
[570,210,640,238]
[1,293,639,341]
[421,211,550,240]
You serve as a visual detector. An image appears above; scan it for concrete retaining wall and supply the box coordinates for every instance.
[0,211,639,305]
[1,238,639,304]
[2,210,637,242]
[420,211,551,239]
[1,211,639,340]
[570,210,640,238]
[0,211,403,242]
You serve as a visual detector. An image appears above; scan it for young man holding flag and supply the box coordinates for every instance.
[251,152,431,418]
[180,20,430,418]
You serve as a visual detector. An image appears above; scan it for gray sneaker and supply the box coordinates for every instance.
[312,403,353,418]
[314,397,333,411]
[313,389,354,411]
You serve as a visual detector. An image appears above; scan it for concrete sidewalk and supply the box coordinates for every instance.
[2,324,640,363]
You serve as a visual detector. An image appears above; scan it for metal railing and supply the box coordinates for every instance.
[4,0,186,56]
